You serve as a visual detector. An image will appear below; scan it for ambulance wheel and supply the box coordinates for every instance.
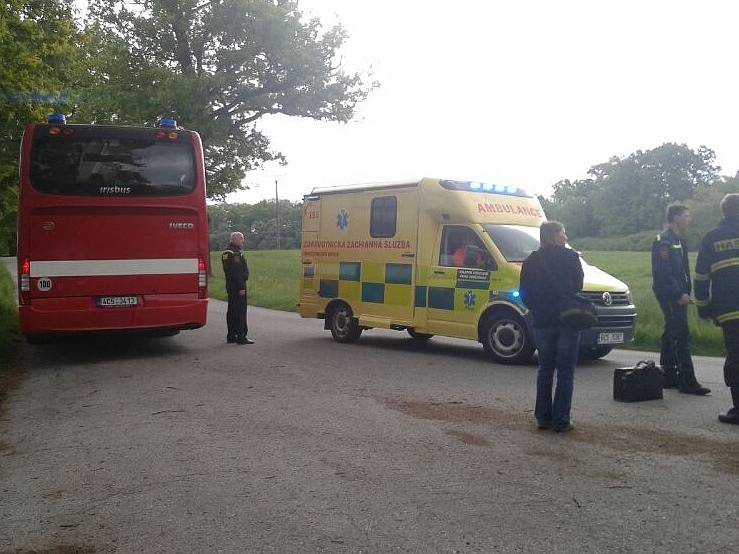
[481,312,534,364]
[328,302,362,343]
[407,329,433,341]
[580,346,612,360]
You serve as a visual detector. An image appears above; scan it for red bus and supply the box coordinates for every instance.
[16,115,208,340]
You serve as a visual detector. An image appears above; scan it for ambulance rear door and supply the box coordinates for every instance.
[299,196,321,317]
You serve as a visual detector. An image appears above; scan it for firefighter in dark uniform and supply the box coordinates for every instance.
[651,203,710,395]
[222,231,254,345]
[694,193,739,424]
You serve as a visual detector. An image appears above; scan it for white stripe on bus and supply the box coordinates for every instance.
[30,258,199,277]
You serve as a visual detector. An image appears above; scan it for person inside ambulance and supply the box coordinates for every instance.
[452,244,479,267]
[444,226,492,269]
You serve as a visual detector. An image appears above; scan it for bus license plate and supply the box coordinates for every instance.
[97,296,138,308]
[598,332,624,345]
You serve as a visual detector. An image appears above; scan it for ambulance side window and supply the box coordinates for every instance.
[370,196,397,238]
[439,226,494,270]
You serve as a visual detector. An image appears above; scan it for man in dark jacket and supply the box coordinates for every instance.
[651,204,709,395]
[520,221,584,433]
[694,193,739,424]
[222,231,254,345]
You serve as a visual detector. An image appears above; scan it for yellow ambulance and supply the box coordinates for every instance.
[299,178,636,363]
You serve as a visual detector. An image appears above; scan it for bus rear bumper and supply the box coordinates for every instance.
[20,294,207,335]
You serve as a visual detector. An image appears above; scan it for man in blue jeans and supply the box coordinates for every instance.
[520,221,584,433]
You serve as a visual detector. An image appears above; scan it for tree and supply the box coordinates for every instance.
[84,0,374,200]
[588,143,719,236]
[208,200,303,250]
[686,176,739,246]
[0,0,83,254]
[545,179,601,238]
[544,143,722,241]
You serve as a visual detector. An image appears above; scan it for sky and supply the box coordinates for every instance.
[230,0,739,204]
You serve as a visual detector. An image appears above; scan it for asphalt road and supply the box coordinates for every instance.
[1,260,738,553]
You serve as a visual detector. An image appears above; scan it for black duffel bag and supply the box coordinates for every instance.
[613,360,665,402]
[539,262,598,330]
[558,293,598,331]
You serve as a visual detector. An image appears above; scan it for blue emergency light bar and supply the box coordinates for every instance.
[439,179,531,198]
[47,113,66,125]
[157,118,178,129]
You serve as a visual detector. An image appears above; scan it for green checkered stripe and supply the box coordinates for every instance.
[319,262,413,305]
[417,268,492,311]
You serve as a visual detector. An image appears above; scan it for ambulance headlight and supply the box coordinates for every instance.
[626,289,633,304]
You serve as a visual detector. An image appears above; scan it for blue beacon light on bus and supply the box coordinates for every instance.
[48,114,66,125]
[157,118,178,129]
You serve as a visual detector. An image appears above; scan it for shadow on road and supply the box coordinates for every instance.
[22,333,189,368]
[290,333,614,370]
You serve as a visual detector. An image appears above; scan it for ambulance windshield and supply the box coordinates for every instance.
[484,224,540,262]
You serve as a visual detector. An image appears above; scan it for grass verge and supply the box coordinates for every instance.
[0,262,21,416]
[583,251,724,357]
[208,250,300,312]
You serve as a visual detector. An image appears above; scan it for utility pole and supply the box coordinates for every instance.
[275,179,280,250]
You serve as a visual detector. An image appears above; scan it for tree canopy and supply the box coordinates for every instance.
[208,199,302,251]
[544,143,725,243]
[84,0,374,200]
[0,0,83,253]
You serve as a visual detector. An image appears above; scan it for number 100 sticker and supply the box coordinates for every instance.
[37,277,52,292]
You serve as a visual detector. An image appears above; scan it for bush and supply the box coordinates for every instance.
[0,264,19,367]
[571,230,659,252]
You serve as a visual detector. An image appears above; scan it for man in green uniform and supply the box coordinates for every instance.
[694,193,739,424]
[222,231,254,345]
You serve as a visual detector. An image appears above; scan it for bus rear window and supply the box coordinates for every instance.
[30,131,196,196]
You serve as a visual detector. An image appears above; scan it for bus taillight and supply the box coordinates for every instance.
[20,257,30,304]
[198,257,207,298]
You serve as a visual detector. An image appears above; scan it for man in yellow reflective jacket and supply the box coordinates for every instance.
[694,193,739,424]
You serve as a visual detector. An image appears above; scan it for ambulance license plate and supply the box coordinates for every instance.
[97,296,138,308]
[598,332,624,344]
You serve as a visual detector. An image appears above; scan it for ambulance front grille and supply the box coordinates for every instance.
[580,292,630,306]
[596,315,636,327]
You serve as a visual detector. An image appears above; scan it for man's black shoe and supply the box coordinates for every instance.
[718,408,739,425]
[679,384,711,395]
[236,337,255,345]
[536,420,551,430]
[226,336,237,344]
[552,423,574,433]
